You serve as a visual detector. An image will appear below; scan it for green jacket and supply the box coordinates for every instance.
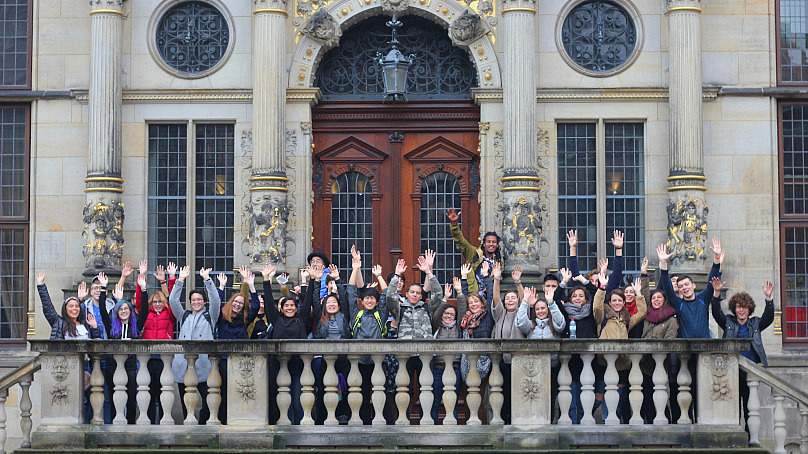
[450,223,485,294]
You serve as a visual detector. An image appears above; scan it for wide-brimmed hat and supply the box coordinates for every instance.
[306,251,330,267]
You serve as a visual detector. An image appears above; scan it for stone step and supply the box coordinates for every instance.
[15,448,770,454]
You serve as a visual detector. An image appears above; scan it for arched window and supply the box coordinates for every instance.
[331,172,373,280]
[420,172,462,286]
[314,16,477,100]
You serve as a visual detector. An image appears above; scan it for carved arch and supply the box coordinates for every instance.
[319,164,381,199]
[290,1,501,89]
[413,165,469,194]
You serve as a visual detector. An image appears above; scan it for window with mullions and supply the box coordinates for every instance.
[779,0,808,83]
[147,123,234,294]
[420,172,463,287]
[0,0,31,88]
[557,122,645,274]
[330,172,373,282]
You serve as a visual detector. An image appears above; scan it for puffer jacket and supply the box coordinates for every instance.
[136,286,175,340]
[386,274,442,340]
[169,278,221,383]
[515,301,565,339]
[38,284,101,340]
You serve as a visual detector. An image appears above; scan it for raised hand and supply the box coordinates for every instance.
[598,271,608,287]
[425,249,436,270]
[217,272,227,290]
[277,273,289,286]
[631,276,642,296]
[611,230,624,249]
[138,259,148,276]
[166,262,178,279]
[328,264,340,279]
[598,258,609,276]
[544,287,555,304]
[113,282,124,301]
[394,259,407,276]
[417,256,430,275]
[460,262,472,279]
[444,282,453,299]
[762,281,774,300]
[137,273,147,291]
[567,229,578,248]
[36,271,46,286]
[710,237,722,257]
[640,257,649,275]
[301,268,310,282]
[710,276,726,297]
[351,245,362,270]
[86,311,98,329]
[97,272,109,288]
[656,244,673,263]
[309,264,325,280]
[492,262,502,279]
[121,261,133,278]
[199,267,212,281]
[453,276,462,295]
[559,267,572,285]
[242,268,256,289]
[480,260,490,277]
[178,265,191,281]
[446,207,461,224]
[262,263,276,281]
[372,264,382,277]
[238,264,251,281]
[511,264,523,283]
[153,264,166,282]
[719,250,726,266]
[77,281,88,300]
[524,286,538,307]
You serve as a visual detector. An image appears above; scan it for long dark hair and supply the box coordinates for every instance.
[61,297,83,338]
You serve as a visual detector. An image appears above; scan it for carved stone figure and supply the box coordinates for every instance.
[449,10,485,46]
[500,194,546,264]
[666,195,709,264]
[82,197,125,275]
[301,9,341,47]
[249,192,290,264]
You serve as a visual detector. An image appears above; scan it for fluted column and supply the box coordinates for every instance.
[83,1,126,276]
[665,0,709,270]
[500,0,542,273]
[249,0,291,265]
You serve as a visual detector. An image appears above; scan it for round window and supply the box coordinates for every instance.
[153,1,232,78]
[558,0,642,77]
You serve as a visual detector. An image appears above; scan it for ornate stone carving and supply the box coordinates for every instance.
[380,0,408,14]
[42,355,78,407]
[492,129,504,215]
[500,0,536,10]
[666,194,709,265]
[254,0,288,10]
[82,197,125,275]
[300,9,341,47]
[449,10,485,46]
[89,0,124,11]
[702,354,735,402]
[249,192,291,264]
[235,357,257,402]
[666,0,701,9]
[500,194,547,264]
[514,356,547,402]
[241,129,253,155]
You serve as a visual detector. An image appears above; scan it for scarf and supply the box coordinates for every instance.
[645,304,676,324]
[624,299,638,316]
[604,305,630,326]
[563,301,592,320]
[441,319,456,329]
[461,308,487,337]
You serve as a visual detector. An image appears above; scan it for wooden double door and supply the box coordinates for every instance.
[312,100,481,283]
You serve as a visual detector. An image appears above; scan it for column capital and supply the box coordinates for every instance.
[666,0,701,14]
[89,0,125,15]
[501,0,536,14]
[254,0,288,15]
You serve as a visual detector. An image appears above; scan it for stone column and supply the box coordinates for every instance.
[83,1,126,276]
[665,0,709,270]
[500,0,542,274]
[249,0,291,266]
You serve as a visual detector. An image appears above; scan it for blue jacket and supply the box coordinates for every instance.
[711,296,774,367]
[216,291,262,340]
[660,262,721,338]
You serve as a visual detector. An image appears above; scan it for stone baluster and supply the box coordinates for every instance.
[90,355,105,424]
[346,356,362,425]
[603,354,619,425]
[299,355,316,425]
[746,379,760,446]
[112,354,128,424]
[442,354,458,425]
[206,355,221,425]
[276,355,292,425]
[580,353,596,425]
[773,393,786,454]
[676,353,692,424]
[628,354,643,425]
[370,354,386,425]
[466,354,482,426]
[557,355,572,425]
[799,402,808,454]
[395,356,410,425]
[159,354,175,425]
[488,354,504,425]
[697,353,739,424]
[249,0,290,265]
[18,374,32,448]
[183,353,199,425]
[323,355,339,425]
[83,0,126,276]
[135,354,151,425]
[419,354,434,425]
[652,353,669,425]
[0,388,7,454]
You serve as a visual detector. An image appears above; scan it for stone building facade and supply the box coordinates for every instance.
[0,0,806,436]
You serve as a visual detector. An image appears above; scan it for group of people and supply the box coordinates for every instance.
[36,208,774,425]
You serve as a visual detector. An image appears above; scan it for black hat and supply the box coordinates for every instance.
[306,251,330,267]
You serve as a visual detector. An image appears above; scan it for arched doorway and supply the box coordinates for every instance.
[311,15,481,284]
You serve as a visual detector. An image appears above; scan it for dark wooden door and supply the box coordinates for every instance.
[312,100,481,284]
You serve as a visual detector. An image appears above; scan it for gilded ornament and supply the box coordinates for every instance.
[666,195,709,264]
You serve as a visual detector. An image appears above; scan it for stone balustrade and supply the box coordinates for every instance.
[18,339,752,450]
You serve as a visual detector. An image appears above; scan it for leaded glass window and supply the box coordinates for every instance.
[0,227,25,338]
[557,123,598,272]
[331,172,373,281]
[561,0,636,74]
[155,1,230,76]
[0,107,27,218]
[605,123,644,273]
[315,16,477,100]
[783,226,808,341]
[0,0,30,87]
[420,172,462,286]
[780,0,808,83]
[782,104,808,214]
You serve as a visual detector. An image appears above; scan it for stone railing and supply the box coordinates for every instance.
[0,357,38,454]
[739,356,808,454]
[13,339,752,450]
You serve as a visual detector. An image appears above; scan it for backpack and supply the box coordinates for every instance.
[181,309,213,328]
[352,309,386,338]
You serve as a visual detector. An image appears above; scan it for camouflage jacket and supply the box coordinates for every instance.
[386,274,442,340]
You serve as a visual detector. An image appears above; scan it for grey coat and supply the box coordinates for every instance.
[170,278,221,383]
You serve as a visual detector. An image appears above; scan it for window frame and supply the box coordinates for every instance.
[776,0,808,86]
[0,0,32,90]
[556,118,646,273]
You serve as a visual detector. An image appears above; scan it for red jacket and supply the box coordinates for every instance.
[136,279,176,340]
